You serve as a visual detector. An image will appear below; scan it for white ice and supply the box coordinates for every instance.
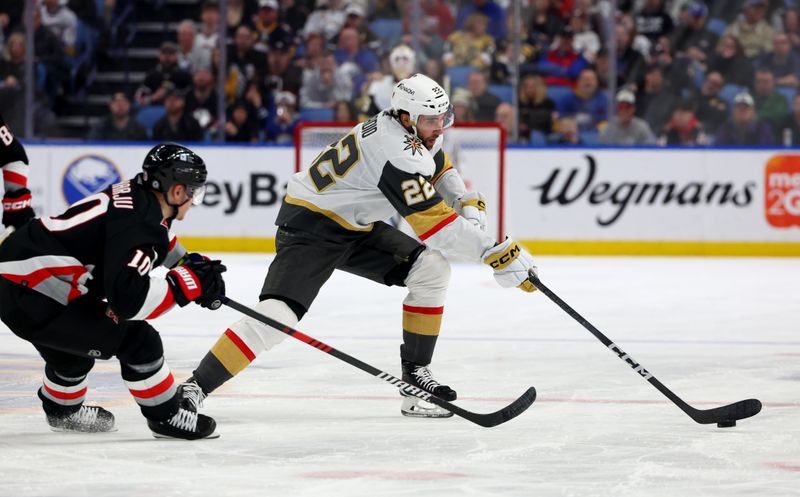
[0,255,798,497]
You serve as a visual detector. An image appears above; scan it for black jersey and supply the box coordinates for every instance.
[0,174,186,321]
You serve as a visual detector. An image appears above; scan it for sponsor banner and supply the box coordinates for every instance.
[25,145,293,239]
[506,149,800,243]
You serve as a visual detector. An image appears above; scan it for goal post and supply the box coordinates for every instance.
[294,121,506,241]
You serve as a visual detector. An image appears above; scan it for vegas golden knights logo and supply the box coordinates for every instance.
[403,135,424,157]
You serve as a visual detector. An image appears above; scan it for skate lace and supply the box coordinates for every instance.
[181,382,205,410]
[69,406,99,426]
[412,366,441,390]
[168,408,199,432]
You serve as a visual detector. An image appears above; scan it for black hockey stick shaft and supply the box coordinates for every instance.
[220,296,536,428]
[528,275,761,425]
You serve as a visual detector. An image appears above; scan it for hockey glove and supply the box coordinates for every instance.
[482,237,538,293]
[166,259,227,309]
[455,191,487,231]
[2,188,34,229]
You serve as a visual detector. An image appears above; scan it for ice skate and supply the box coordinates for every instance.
[147,407,219,440]
[400,360,456,418]
[46,405,117,433]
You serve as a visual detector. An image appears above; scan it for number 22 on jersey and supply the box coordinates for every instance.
[309,134,360,192]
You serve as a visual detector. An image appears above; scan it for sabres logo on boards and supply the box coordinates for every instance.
[403,135,424,157]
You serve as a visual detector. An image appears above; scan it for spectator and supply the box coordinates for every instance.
[455,0,506,43]
[32,7,68,103]
[526,0,562,53]
[714,92,775,145]
[402,0,455,41]
[708,34,755,88]
[600,89,657,145]
[443,13,495,69]
[537,26,588,87]
[0,2,24,37]
[757,32,800,88]
[89,92,147,141]
[262,35,303,98]
[196,1,220,62]
[570,9,601,63]
[662,100,707,146]
[152,89,204,142]
[299,32,326,69]
[635,0,674,44]
[722,0,774,59]
[228,24,266,88]
[334,26,380,80]
[0,31,25,91]
[364,44,416,116]
[671,1,718,64]
[692,70,729,134]
[303,0,346,41]
[615,23,648,89]
[334,100,358,122]
[40,0,77,56]
[136,42,193,106]
[466,70,501,121]
[266,91,299,143]
[782,8,800,51]
[372,0,401,20]
[451,87,474,122]
[547,115,583,145]
[753,68,789,129]
[281,0,312,34]
[253,0,293,52]
[518,74,555,137]
[556,68,609,132]
[300,52,353,108]
[185,66,219,132]
[224,100,259,143]
[495,102,514,140]
[777,93,800,145]
[637,65,679,135]
[177,20,211,71]
[338,3,379,52]
[225,0,255,37]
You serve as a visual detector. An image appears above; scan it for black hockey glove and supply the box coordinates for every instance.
[166,258,227,309]
[0,114,29,167]
[2,188,34,229]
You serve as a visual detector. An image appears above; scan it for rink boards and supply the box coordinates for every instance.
[23,144,800,256]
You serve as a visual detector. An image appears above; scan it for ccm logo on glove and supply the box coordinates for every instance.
[3,198,31,211]
[486,242,523,269]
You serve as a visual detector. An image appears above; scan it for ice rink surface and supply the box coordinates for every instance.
[0,254,798,497]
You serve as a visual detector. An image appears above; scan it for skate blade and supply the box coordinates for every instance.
[49,426,119,433]
[150,430,221,440]
[400,397,453,418]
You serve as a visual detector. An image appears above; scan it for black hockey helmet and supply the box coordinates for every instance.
[142,142,207,205]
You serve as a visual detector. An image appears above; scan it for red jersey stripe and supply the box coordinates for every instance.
[224,329,256,361]
[402,304,445,315]
[418,213,458,241]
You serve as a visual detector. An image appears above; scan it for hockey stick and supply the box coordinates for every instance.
[528,275,762,427]
[220,296,537,428]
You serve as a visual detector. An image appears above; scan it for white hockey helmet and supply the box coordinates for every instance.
[390,73,454,129]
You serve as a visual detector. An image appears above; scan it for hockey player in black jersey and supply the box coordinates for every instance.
[181,74,538,419]
[1,114,35,239]
[0,142,226,440]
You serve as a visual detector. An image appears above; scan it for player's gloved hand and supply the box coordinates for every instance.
[482,237,538,293]
[2,188,34,229]
[455,191,487,231]
[166,258,227,309]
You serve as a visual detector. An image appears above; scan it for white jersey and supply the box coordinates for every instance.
[279,112,495,262]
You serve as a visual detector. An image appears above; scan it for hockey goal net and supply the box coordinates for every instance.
[294,122,506,241]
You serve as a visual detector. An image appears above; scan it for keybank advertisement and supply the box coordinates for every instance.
[506,149,800,242]
[23,145,800,248]
[25,145,294,238]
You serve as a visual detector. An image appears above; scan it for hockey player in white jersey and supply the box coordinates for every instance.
[183,74,538,418]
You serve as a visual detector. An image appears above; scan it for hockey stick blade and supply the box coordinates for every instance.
[222,297,537,428]
[528,275,762,426]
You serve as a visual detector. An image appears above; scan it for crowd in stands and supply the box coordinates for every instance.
[2,0,800,146]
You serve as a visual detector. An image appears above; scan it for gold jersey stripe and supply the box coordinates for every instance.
[210,333,254,376]
[405,201,457,238]
[403,310,443,336]
[284,195,374,232]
